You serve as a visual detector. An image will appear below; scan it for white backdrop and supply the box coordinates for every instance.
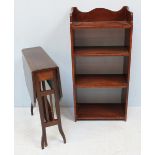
[14,0,141,107]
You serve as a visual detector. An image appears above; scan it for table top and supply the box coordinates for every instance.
[22,46,62,102]
[22,46,57,72]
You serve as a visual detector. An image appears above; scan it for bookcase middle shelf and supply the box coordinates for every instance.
[74,46,129,57]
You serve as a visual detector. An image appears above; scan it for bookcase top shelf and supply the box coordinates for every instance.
[70,7,133,29]
[71,21,131,29]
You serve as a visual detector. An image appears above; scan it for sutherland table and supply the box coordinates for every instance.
[22,46,66,149]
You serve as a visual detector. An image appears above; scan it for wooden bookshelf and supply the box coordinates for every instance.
[70,6,133,121]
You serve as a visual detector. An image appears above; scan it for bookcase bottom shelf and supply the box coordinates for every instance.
[76,103,125,120]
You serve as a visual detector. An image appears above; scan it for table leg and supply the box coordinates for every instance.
[36,81,48,149]
[53,79,66,143]
[31,103,33,115]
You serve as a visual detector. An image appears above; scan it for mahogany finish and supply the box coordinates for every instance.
[71,21,131,29]
[70,6,133,22]
[70,7,133,121]
[22,47,57,71]
[22,47,66,149]
[77,103,125,120]
[74,46,129,56]
[75,74,128,88]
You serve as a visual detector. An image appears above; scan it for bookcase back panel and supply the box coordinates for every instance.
[74,29,125,46]
[76,88,122,103]
[75,56,124,74]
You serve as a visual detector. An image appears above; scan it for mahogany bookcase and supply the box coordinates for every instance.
[70,6,133,121]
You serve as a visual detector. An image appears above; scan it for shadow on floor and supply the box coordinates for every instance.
[60,107,74,122]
